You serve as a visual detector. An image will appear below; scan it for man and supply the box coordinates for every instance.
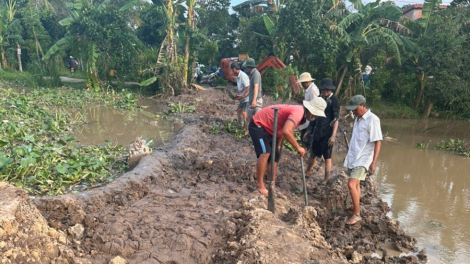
[305,78,340,184]
[297,72,319,131]
[231,62,250,135]
[246,58,263,134]
[69,56,75,74]
[248,97,327,196]
[344,95,382,225]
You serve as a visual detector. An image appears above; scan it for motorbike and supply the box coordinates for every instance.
[198,67,219,87]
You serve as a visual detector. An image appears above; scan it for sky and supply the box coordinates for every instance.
[230,0,454,8]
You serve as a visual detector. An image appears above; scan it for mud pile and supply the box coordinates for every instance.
[0,87,425,263]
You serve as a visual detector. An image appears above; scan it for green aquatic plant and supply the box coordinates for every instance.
[0,88,142,196]
[435,138,470,157]
[416,141,429,150]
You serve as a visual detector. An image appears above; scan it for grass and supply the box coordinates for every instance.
[369,101,420,119]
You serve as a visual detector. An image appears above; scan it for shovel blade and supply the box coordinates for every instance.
[267,182,275,213]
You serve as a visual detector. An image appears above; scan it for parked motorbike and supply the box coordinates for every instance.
[198,68,219,87]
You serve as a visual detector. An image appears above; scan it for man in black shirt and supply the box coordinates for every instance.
[305,78,340,183]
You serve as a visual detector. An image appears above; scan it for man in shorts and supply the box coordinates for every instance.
[231,62,250,135]
[344,95,382,225]
[246,58,263,135]
[305,78,340,184]
[248,97,327,196]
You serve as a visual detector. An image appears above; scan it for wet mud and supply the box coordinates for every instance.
[1,87,425,263]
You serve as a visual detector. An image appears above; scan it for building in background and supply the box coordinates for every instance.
[402,4,448,20]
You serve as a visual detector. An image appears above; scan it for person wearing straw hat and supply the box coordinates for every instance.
[305,78,340,184]
[245,58,263,135]
[344,95,382,225]
[248,97,327,196]
[296,72,319,132]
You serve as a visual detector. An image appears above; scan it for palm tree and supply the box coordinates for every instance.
[328,0,412,96]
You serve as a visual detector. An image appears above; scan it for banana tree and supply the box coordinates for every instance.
[44,0,140,91]
[328,0,412,96]
[401,0,443,110]
[0,0,17,69]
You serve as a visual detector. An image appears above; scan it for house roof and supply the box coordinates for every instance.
[402,4,448,14]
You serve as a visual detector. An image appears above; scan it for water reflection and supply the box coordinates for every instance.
[72,105,174,146]
[375,119,470,264]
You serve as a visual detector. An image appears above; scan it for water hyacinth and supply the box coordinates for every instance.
[0,87,138,196]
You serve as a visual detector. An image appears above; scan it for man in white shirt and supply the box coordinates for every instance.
[344,95,382,225]
[297,72,319,154]
[231,62,250,135]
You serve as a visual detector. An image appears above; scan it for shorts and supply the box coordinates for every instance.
[238,101,248,112]
[248,120,280,162]
[346,167,367,181]
[311,136,333,159]
[247,106,262,120]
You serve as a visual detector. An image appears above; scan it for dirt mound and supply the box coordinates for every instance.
[0,88,425,264]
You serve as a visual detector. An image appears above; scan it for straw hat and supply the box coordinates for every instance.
[297,72,315,83]
[303,97,326,117]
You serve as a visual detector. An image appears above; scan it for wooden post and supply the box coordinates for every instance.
[16,43,22,72]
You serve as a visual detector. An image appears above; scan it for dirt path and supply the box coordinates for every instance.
[58,76,139,86]
[0,88,425,264]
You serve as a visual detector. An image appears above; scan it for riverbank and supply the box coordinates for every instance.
[0,88,424,263]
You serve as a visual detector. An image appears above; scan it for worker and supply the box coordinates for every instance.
[305,78,340,184]
[231,62,250,135]
[245,58,263,135]
[297,72,320,148]
[69,56,75,74]
[344,95,382,225]
[248,97,327,196]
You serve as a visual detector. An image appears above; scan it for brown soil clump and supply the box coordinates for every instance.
[0,87,423,263]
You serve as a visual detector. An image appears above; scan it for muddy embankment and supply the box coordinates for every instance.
[0,87,426,264]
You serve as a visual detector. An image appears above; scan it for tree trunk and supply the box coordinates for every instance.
[414,72,425,110]
[423,100,434,119]
[1,47,8,69]
[16,43,22,72]
[183,0,194,87]
[335,64,348,96]
[183,34,190,85]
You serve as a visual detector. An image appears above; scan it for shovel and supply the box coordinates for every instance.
[300,157,308,207]
[268,107,280,213]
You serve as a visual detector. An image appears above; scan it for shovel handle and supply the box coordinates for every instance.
[300,157,308,207]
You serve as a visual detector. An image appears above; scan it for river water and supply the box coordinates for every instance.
[72,98,175,146]
[336,118,470,264]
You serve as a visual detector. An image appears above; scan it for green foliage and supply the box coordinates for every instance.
[169,101,195,113]
[435,139,470,157]
[370,102,420,118]
[416,141,429,149]
[0,88,142,196]
[277,0,339,78]
[262,65,297,101]
[199,40,218,66]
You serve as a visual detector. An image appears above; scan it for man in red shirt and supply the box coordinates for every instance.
[248,97,327,196]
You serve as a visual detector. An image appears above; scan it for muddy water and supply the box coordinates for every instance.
[336,119,470,263]
[72,99,175,146]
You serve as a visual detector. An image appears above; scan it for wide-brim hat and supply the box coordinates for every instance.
[303,97,326,117]
[346,95,366,111]
[297,72,314,83]
[245,58,256,68]
[319,78,336,91]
